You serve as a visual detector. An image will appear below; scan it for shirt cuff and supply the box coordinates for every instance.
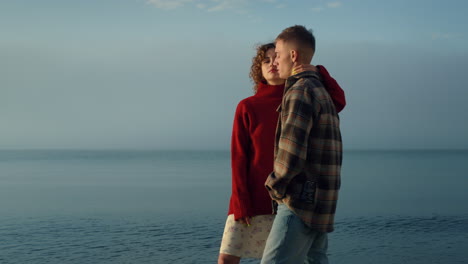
[265,172,287,200]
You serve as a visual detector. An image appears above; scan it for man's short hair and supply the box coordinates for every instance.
[276,25,316,53]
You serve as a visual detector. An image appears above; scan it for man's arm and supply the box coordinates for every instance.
[265,86,316,200]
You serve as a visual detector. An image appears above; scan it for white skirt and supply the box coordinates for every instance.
[219,214,275,259]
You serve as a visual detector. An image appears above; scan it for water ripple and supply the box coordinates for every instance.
[0,214,467,263]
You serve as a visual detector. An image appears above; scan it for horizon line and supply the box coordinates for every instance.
[0,148,467,152]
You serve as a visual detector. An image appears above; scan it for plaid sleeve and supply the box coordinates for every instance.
[265,86,316,200]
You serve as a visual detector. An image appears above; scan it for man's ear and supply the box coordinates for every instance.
[290,49,298,63]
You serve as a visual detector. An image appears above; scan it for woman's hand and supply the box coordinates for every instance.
[292,64,317,75]
[239,217,251,226]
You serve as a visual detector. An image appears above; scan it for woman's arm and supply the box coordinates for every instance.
[230,101,253,221]
[292,64,346,113]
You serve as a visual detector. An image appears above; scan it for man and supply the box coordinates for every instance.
[261,25,343,264]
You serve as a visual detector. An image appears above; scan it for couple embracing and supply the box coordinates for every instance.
[218,25,344,264]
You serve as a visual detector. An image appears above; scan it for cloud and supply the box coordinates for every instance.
[146,0,193,10]
[145,0,252,20]
[145,0,242,13]
[206,1,234,12]
[431,32,463,40]
[327,2,342,8]
[147,0,269,13]
[205,0,251,12]
[311,7,324,12]
[311,1,342,12]
[145,0,284,21]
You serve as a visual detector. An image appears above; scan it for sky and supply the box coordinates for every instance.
[1,0,467,150]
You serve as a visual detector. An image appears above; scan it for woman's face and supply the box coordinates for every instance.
[261,48,283,85]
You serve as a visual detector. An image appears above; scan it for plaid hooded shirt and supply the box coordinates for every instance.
[265,70,342,233]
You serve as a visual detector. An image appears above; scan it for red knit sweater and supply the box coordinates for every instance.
[228,66,346,220]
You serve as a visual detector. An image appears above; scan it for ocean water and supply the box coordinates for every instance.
[0,150,467,263]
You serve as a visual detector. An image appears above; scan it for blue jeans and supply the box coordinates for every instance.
[261,204,329,264]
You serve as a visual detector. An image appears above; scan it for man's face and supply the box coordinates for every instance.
[274,39,293,79]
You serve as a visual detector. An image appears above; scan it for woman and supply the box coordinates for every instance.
[218,43,346,264]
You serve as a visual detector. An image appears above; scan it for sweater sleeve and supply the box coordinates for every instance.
[230,100,253,220]
[317,65,346,113]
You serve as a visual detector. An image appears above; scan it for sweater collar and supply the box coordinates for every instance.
[255,82,285,98]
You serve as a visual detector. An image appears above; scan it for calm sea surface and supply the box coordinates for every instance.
[0,150,467,263]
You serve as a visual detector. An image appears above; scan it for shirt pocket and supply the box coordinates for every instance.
[276,104,285,123]
[277,104,289,125]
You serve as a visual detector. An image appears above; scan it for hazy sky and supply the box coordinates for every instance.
[1,0,467,150]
